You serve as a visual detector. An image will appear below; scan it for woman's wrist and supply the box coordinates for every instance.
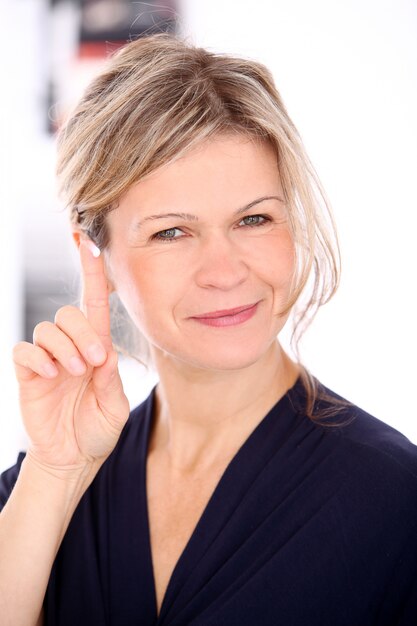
[20,451,103,508]
[24,446,102,478]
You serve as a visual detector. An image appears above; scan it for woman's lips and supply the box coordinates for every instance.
[190,302,260,327]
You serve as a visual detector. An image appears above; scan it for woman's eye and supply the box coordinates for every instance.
[150,215,271,244]
[150,227,184,243]
[239,214,270,227]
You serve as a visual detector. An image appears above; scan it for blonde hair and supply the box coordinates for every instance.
[57,33,348,422]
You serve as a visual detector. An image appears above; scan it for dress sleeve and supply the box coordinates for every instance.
[0,452,26,511]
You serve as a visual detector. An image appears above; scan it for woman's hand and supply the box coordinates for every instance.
[12,239,130,474]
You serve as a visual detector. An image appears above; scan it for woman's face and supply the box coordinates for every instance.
[106,134,295,371]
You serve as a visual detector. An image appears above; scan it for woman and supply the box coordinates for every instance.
[1,34,416,626]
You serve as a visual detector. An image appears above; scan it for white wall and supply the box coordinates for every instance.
[0,0,36,472]
[1,0,416,474]
[179,0,417,442]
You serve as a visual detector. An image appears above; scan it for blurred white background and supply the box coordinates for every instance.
[1,0,416,473]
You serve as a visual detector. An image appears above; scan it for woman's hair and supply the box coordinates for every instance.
[56,33,348,423]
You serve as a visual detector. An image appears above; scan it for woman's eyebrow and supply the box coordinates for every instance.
[133,195,285,229]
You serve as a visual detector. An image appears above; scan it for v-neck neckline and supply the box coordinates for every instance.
[141,377,304,624]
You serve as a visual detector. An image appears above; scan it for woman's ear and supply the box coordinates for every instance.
[72,229,82,249]
[71,228,116,294]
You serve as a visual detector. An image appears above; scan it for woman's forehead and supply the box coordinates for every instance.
[117,135,281,208]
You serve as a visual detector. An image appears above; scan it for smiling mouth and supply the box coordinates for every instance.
[191,302,259,319]
[190,302,260,328]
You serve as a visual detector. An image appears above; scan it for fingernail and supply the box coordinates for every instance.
[87,344,107,365]
[89,243,101,257]
[69,356,86,375]
[43,362,58,378]
[82,239,100,257]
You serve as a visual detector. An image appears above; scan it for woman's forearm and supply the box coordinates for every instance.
[0,455,101,626]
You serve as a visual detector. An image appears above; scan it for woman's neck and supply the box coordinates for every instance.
[148,341,300,473]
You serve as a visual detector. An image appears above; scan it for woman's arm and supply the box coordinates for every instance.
[0,456,102,625]
[0,240,130,624]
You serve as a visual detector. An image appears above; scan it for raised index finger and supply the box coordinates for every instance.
[79,239,112,349]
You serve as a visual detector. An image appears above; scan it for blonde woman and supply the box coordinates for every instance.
[1,34,416,626]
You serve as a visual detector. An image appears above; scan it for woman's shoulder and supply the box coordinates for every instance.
[306,380,417,486]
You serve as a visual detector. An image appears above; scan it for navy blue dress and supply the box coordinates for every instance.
[1,378,417,625]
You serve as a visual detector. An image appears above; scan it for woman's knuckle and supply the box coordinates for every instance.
[12,341,29,361]
[54,305,78,326]
[85,297,108,309]
[33,320,53,341]
[76,325,94,342]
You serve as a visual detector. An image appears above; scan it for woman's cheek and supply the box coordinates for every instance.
[240,229,295,281]
[114,248,190,315]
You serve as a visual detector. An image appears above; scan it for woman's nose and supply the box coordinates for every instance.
[193,233,250,290]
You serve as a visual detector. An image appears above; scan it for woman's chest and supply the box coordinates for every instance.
[145,459,226,616]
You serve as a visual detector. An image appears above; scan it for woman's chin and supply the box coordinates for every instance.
[151,340,277,373]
